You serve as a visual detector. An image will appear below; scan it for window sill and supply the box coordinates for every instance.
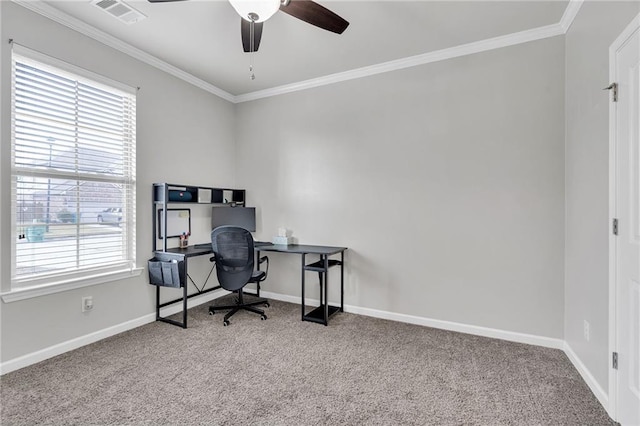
[1,267,144,303]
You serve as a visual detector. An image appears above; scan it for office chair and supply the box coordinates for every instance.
[208,226,270,326]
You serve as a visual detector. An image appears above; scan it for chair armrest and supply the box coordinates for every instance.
[258,255,269,279]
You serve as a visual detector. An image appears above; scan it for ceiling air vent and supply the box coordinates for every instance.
[92,0,147,25]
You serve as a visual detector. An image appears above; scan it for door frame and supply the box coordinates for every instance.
[608,12,640,422]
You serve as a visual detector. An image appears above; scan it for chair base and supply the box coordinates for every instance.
[208,290,269,325]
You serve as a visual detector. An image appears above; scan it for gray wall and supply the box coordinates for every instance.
[564,1,639,392]
[0,2,236,362]
[236,37,566,338]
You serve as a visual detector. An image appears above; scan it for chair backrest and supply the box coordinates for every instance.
[210,226,255,292]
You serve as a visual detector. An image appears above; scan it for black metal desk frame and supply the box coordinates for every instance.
[256,244,347,326]
[153,246,220,328]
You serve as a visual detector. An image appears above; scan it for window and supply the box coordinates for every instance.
[10,45,136,291]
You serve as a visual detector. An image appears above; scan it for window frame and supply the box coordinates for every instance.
[4,44,141,300]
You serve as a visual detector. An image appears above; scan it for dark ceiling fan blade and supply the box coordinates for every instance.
[280,0,349,34]
[241,19,263,53]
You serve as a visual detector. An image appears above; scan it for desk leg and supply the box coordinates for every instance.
[340,251,344,313]
[182,266,188,329]
[156,285,160,320]
[318,273,323,303]
[323,255,329,326]
[301,253,306,321]
[318,269,324,323]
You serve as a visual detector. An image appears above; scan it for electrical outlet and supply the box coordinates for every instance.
[82,296,93,312]
[583,320,590,341]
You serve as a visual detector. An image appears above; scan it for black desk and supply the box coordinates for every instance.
[153,245,219,328]
[152,243,347,328]
[255,244,347,326]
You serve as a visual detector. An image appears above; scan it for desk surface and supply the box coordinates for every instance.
[255,244,347,256]
[158,245,212,257]
[157,243,347,257]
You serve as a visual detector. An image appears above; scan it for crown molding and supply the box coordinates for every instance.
[559,0,584,33]
[236,22,564,103]
[10,0,235,103]
[12,0,582,105]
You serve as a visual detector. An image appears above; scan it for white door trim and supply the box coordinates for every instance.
[608,12,640,422]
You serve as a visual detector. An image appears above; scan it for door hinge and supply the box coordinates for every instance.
[612,352,618,369]
[603,83,618,102]
[613,218,619,236]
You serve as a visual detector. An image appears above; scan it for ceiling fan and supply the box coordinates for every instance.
[147,0,350,53]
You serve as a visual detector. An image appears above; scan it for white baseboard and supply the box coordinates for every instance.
[0,289,227,375]
[0,314,154,375]
[261,291,565,350]
[563,342,609,410]
[348,304,565,349]
[260,290,300,305]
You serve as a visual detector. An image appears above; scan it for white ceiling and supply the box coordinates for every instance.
[40,0,569,96]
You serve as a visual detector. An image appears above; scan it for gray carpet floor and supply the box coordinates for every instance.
[1,297,615,425]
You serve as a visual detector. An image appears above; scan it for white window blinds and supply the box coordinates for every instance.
[11,46,136,287]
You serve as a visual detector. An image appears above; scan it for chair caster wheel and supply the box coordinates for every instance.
[264,302,270,308]
[223,320,230,326]
[261,314,267,321]
[209,311,214,315]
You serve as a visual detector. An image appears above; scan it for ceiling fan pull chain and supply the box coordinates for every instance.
[249,18,256,80]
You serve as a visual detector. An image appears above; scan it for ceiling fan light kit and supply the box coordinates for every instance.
[228,0,281,23]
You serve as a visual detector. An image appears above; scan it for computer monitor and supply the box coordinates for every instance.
[211,206,256,232]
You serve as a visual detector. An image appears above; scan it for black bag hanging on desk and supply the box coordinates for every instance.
[148,258,183,288]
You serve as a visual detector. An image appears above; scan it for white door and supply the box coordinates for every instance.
[611,16,640,426]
